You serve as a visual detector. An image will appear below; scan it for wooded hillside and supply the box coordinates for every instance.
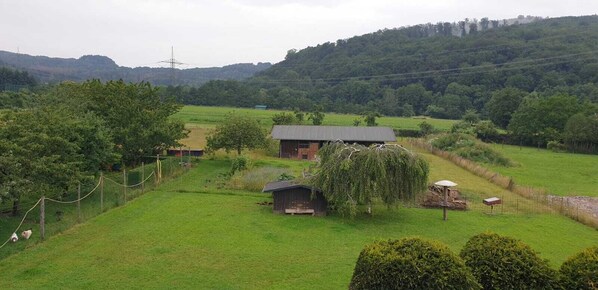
[0,51,271,86]
[178,15,598,119]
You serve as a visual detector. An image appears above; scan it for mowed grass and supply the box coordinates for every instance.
[173,105,457,131]
[0,156,597,289]
[486,144,598,197]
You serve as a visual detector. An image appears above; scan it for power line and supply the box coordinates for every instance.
[248,50,598,84]
[159,46,185,85]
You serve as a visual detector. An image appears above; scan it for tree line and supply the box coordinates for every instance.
[0,80,186,215]
[0,67,36,91]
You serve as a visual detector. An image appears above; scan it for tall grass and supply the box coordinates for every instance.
[228,167,293,192]
[428,133,512,166]
[409,138,598,228]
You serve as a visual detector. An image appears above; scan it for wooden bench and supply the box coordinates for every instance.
[285,208,315,215]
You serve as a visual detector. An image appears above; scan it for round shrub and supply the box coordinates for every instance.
[460,232,559,290]
[559,246,598,289]
[349,237,480,290]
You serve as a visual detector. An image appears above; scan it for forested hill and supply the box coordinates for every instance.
[0,51,271,86]
[230,15,598,118]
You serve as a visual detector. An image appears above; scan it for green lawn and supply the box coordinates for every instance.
[486,144,598,196]
[173,105,457,131]
[0,156,596,289]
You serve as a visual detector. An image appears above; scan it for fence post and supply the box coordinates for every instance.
[77,182,81,223]
[40,196,45,240]
[100,173,104,212]
[141,162,145,194]
[123,167,127,203]
[442,186,448,221]
[156,154,161,184]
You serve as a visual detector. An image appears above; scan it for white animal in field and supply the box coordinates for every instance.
[10,233,18,243]
[21,229,32,240]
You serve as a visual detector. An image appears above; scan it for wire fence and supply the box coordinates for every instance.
[0,157,192,258]
[407,138,598,228]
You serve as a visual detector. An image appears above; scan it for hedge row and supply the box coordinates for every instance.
[350,233,597,290]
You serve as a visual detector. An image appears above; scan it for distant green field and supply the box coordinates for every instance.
[1,155,596,289]
[487,144,598,197]
[173,105,457,131]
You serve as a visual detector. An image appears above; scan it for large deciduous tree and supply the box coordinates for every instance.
[563,106,598,153]
[0,108,116,215]
[508,94,581,147]
[485,87,527,128]
[206,113,267,155]
[53,80,187,166]
[311,142,429,217]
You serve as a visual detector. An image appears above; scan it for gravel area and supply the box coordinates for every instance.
[547,195,598,219]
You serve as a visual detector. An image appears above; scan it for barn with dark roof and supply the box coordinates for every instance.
[271,125,396,160]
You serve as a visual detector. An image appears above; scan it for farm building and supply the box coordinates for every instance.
[271,125,396,160]
[262,180,327,216]
[166,148,204,157]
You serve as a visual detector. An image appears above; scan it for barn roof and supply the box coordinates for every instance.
[271,125,396,142]
[262,180,316,192]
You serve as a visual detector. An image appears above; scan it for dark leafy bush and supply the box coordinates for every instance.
[547,140,567,152]
[230,155,250,174]
[430,133,512,166]
[271,112,297,125]
[450,121,476,135]
[350,237,480,290]
[559,246,598,290]
[474,121,500,142]
[460,232,559,290]
[277,173,295,181]
[394,128,420,137]
[418,121,435,136]
[430,133,475,150]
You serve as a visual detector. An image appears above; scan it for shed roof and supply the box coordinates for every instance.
[271,125,396,142]
[262,180,316,192]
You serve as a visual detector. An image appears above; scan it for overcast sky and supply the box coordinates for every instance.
[1,0,597,68]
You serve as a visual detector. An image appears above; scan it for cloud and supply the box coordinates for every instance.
[0,0,597,68]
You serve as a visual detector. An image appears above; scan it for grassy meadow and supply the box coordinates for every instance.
[486,144,598,197]
[1,105,596,288]
[173,105,458,129]
[1,152,597,289]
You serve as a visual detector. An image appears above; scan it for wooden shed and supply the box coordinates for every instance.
[271,125,396,160]
[262,180,327,216]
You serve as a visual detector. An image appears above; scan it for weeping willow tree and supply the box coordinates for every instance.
[311,142,429,217]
